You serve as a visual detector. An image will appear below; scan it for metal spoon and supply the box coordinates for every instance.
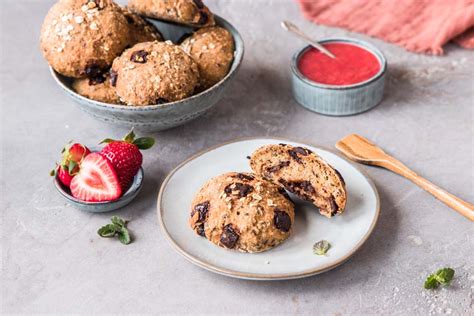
[281,20,336,59]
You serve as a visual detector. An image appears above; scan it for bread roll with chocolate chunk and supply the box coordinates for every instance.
[250,144,347,217]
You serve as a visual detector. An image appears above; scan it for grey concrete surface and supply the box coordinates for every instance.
[1,0,473,314]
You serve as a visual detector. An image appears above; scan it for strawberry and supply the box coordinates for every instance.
[70,153,122,202]
[51,142,91,187]
[57,166,74,187]
[99,130,154,191]
[68,143,91,163]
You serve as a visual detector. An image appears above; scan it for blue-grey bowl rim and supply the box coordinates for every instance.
[54,167,144,206]
[291,37,387,90]
[49,14,244,111]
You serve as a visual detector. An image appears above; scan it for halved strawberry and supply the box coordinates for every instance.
[70,153,122,202]
[100,130,154,191]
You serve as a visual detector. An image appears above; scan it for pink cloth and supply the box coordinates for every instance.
[297,0,474,55]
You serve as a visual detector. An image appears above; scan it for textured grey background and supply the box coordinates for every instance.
[1,0,473,314]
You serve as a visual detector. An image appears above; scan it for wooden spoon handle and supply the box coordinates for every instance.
[381,158,474,221]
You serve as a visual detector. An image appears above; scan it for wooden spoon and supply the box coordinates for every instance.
[336,134,474,221]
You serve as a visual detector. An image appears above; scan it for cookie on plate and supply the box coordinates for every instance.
[72,72,120,104]
[180,26,234,90]
[128,0,215,27]
[121,7,163,45]
[111,41,200,105]
[40,0,130,78]
[250,144,347,218]
[189,172,295,253]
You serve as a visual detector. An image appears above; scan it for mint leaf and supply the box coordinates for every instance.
[424,267,455,289]
[111,216,126,227]
[424,275,439,289]
[313,240,330,256]
[97,217,132,245]
[434,268,455,285]
[133,137,155,150]
[97,224,117,238]
[117,228,131,245]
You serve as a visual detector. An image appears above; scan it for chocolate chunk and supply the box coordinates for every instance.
[300,181,315,193]
[273,209,291,232]
[197,11,208,25]
[288,147,310,164]
[109,70,118,87]
[334,169,345,185]
[266,160,290,173]
[327,196,339,216]
[125,14,135,24]
[246,156,251,160]
[279,143,287,146]
[196,224,205,237]
[294,147,311,155]
[130,50,148,63]
[220,224,239,248]
[234,173,254,181]
[279,179,315,201]
[191,201,210,222]
[84,63,104,79]
[88,75,106,85]
[224,183,254,198]
[155,98,168,104]
[193,0,205,9]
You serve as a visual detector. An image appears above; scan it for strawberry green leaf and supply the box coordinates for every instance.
[97,224,117,238]
[123,129,136,143]
[133,137,155,150]
[68,160,78,174]
[99,138,115,145]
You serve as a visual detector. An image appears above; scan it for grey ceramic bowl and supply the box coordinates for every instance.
[291,38,386,116]
[50,15,244,131]
[54,167,144,213]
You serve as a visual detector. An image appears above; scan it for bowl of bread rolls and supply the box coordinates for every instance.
[42,0,244,131]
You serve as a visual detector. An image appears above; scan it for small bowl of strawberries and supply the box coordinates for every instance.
[51,130,154,212]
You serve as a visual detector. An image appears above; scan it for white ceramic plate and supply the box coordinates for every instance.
[157,138,380,280]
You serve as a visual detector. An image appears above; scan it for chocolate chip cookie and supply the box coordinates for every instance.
[111,41,200,105]
[250,144,347,218]
[40,0,131,78]
[121,7,163,45]
[189,172,295,253]
[72,72,120,104]
[128,0,215,27]
[180,26,234,90]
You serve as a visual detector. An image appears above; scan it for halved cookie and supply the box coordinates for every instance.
[250,144,347,218]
